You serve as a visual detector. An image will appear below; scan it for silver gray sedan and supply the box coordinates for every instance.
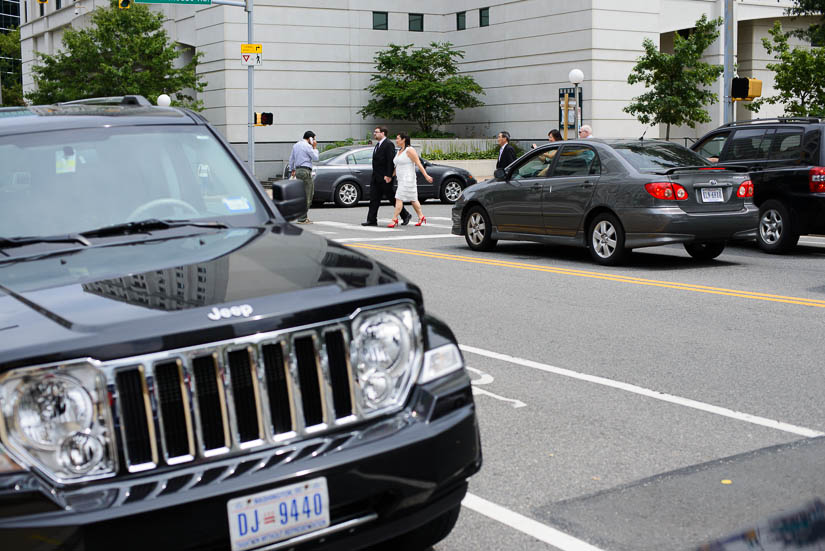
[307,145,477,207]
[451,140,759,265]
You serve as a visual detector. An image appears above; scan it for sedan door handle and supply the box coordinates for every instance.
[581,182,594,188]
[352,170,363,174]
[531,184,542,190]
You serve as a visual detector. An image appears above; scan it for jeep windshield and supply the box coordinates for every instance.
[0,126,271,240]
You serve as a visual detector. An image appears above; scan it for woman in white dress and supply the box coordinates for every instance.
[388,132,433,227]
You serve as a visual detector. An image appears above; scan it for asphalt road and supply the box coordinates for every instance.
[301,200,825,551]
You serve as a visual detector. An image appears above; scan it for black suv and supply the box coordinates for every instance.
[692,118,825,252]
[0,97,481,550]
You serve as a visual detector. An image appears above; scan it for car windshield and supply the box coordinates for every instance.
[0,125,270,238]
[318,146,351,162]
[613,142,710,172]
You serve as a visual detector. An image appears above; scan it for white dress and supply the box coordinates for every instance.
[393,147,418,202]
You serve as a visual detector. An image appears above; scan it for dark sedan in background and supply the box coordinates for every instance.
[306,145,476,207]
[452,140,759,265]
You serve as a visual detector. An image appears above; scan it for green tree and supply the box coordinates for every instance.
[0,28,24,106]
[785,0,825,45]
[624,15,723,140]
[26,1,205,109]
[745,21,825,117]
[359,42,484,135]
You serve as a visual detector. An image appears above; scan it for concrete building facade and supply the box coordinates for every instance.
[18,0,814,179]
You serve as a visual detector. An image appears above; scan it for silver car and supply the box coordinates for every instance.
[451,140,759,265]
[306,145,477,207]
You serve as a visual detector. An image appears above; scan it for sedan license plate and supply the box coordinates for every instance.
[227,477,330,551]
[701,187,724,202]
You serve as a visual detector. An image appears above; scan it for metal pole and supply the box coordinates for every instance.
[0,69,4,106]
[723,0,734,124]
[246,0,255,176]
[575,84,581,136]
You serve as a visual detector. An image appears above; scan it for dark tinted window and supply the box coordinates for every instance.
[457,11,466,30]
[512,147,558,180]
[695,132,730,160]
[372,11,388,30]
[480,7,489,27]
[553,147,598,177]
[767,128,803,161]
[726,129,770,161]
[409,13,423,32]
[613,142,710,172]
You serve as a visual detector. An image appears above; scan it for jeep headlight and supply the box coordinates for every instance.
[0,362,116,482]
[352,306,422,413]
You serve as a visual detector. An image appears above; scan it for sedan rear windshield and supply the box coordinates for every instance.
[0,126,270,238]
[613,142,710,172]
[318,146,352,162]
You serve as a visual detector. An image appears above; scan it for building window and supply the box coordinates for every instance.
[372,11,388,30]
[39,1,43,17]
[457,11,465,30]
[55,0,60,9]
[409,13,423,32]
[0,0,21,31]
[480,7,489,27]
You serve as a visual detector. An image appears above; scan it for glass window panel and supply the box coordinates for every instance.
[372,11,388,30]
[480,7,489,27]
[409,13,423,32]
[457,11,465,30]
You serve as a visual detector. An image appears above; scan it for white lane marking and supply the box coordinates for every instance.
[313,231,338,235]
[313,221,394,232]
[462,493,605,551]
[427,216,454,221]
[460,345,825,438]
[333,234,457,243]
[467,366,526,408]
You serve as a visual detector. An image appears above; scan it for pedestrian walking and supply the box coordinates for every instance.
[578,125,594,139]
[362,127,411,226]
[496,131,517,169]
[388,132,431,228]
[287,130,318,224]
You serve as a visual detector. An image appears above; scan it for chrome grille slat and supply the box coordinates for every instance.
[293,334,326,429]
[114,366,158,472]
[191,353,230,454]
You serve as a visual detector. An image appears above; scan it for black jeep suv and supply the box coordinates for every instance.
[692,118,825,253]
[0,97,481,550]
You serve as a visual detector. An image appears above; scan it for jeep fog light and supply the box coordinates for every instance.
[419,344,464,384]
[0,363,117,482]
[352,306,422,412]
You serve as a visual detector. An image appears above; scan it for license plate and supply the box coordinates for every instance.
[701,188,724,202]
[227,477,330,551]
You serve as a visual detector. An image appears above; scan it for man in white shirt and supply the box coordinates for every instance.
[578,125,594,139]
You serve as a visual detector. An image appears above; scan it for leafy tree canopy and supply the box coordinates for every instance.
[785,0,825,44]
[26,1,204,109]
[623,15,723,139]
[0,27,24,106]
[359,42,484,134]
[746,21,825,117]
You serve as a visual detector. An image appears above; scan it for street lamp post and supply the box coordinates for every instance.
[568,68,584,137]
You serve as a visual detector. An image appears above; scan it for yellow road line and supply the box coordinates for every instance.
[346,243,825,309]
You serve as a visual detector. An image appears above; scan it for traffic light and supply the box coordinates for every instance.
[118,0,131,9]
[37,0,46,5]
[731,77,762,101]
[254,112,273,126]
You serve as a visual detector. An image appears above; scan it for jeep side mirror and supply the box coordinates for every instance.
[271,179,307,221]
[494,168,507,180]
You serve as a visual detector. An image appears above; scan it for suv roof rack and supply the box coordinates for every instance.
[58,95,154,107]
[720,117,822,128]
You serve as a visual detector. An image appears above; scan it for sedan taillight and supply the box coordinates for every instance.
[645,182,688,201]
[810,167,825,193]
[736,180,754,198]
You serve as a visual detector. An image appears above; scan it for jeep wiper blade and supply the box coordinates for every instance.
[0,233,91,249]
[80,218,229,238]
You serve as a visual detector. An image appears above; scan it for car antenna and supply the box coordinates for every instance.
[639,127,648,141]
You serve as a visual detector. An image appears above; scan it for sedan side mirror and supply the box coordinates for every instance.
[271,179,307,221]
[494,168,507,180]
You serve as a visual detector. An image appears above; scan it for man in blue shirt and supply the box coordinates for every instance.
[288,131,319,224]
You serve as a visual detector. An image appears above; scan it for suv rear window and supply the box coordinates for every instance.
[727,129,771,160]
[767,128,803,160]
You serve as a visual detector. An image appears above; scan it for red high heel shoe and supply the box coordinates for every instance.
[388,218,399,228]
[415,216,427,226]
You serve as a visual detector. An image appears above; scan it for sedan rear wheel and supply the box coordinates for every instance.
[684,241,725,260]
[588,213,627,265]
[440,179,463,204]
[464,206,497,251]
[757,199,799,253]
[333,181,361,207]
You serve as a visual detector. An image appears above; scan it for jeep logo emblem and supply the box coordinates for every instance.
[208,304,254,321]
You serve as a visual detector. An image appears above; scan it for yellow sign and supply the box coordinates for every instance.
[241,44,262,54]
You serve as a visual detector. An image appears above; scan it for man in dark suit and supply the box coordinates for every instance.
[362,127,411,226]
[496,131,517,170]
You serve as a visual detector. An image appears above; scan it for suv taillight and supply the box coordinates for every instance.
[645,182,688,201]
[736,180,754,198]
[810,167,825,193]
